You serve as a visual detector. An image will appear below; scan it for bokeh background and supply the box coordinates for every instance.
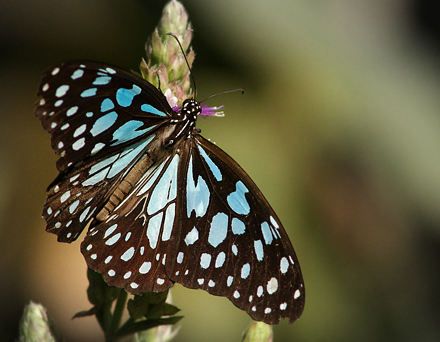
[1,0,440,341]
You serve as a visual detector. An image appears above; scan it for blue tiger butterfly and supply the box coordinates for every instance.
[35,60,305,324]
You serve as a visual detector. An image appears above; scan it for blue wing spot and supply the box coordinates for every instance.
[161,203,175,241]
[254,240,264,261]
[111,120,155,145]
[186,156,210,218]
[116,85,142,107]
[93,76,111,85]
[208,212,228,247]
[232,217,246,235]
[227,181,250,215]
[198,146,222,181]
[261,222,273,245]
[83,154,119,186]
[80,88,98,98]
[147,154,179,215]
[141,104,167,117]
[100,98,115,112]
[90,111,118,137]
[146,212,163,249]
[184,227,199,245]
[107,138,152,179]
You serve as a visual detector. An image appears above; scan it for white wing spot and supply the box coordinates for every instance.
[105,233,121,246]
[177,252,184,264]
[108,270,115,277]
[232,244,238,255]
[104,256,112,264]
[124,271,132,279]
[264,308,272,314]
[215,252,226,268]
[60,191,70,203]
[157,278,165,285]
[257,286,263,297]
[200,253,211,269]
[121,247,135,261]
[233,291,240,299]
[227,276,233,287]
[104,224,118,238]
[267,277,278,295]
[72,138,86,151]
[197,278,204,285]
[294,289,301,299]
[280,302,287,310]
[280,257,289,274]
[55,85,69,98]
[66,106,79,117]
[130,282,139,289]
[139,262,151,274]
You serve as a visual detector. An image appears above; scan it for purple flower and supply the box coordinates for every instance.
[172,103,224,117]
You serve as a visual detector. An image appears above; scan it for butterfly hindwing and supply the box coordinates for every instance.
[81,152,181,292]
[167,135,305,324]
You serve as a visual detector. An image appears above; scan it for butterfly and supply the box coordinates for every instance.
[35,60,305,324]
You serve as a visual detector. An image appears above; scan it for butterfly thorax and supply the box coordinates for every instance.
[168,98,201,144]
[94,98,201,223]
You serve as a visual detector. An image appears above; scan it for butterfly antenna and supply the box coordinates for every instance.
[166,32,197,98]
[199,88,245,104]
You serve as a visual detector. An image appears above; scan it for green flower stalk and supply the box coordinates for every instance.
[19,301,58,342]
[242,322,273,342]
[140,0,195,107]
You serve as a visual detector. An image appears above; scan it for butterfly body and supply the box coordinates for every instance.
[36,61,304,324]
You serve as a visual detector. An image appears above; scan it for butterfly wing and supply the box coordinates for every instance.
[81,152,181,292]
[168,135,305,324]
[81,133,304,324]
[35,61,174,242]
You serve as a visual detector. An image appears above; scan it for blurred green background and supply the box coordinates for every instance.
[1,0,440,341]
